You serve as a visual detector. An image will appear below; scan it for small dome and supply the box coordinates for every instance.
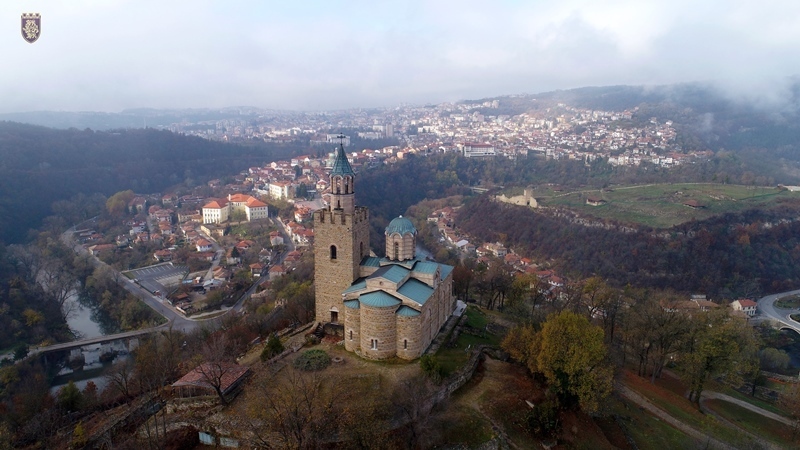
[385,215,416,236]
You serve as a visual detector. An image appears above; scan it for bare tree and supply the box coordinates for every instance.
[391,375,436,449]
[193,334,239,405]
[245,370,335,449]
[104,358,136,400]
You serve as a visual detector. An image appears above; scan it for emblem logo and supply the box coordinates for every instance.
[21,13,41,44]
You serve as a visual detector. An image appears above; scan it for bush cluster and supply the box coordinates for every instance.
[293,349,331,371]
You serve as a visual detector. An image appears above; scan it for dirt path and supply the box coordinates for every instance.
[697,395,785,450]
[617,385,735,450]
[700,391,793,426]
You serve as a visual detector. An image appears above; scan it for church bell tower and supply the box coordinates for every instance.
[313,135,371,324]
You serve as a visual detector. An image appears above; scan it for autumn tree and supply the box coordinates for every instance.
[507,273,549,322]
[503,311,613,413]
[682,310,759,404]
[105,190,135,216]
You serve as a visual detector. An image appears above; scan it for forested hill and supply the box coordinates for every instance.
[457,195,800,299]
[0,122,302,243]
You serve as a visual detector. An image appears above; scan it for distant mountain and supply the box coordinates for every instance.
[0,107,269,131]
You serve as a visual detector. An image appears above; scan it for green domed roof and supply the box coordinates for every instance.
[385,216,416,236]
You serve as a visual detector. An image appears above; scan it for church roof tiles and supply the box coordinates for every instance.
[330,143,355,177]
[359,291,401,308]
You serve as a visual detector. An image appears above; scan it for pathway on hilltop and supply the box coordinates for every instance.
[616,384,735,450]
[700,391,792,427]
[697,392,786,450]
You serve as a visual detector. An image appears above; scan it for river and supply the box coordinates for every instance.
[50,291,129,394]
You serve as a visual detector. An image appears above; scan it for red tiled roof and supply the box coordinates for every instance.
[172,362,249,394]
[246,197,267,207]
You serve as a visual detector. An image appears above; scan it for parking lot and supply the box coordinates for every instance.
[124,263,188,296]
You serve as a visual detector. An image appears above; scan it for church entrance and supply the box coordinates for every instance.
[330,310,339,323]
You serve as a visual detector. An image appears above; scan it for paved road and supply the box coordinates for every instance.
[61,225,214,333]
[756,289,800,334]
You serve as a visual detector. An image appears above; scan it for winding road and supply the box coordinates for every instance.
[756,289,800,334]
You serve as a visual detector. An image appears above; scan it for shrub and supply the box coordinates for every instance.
[293,349,331,371]
[260,334,285,362]
[420,354,444,383]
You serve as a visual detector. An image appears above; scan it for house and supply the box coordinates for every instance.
[269,231,284,246]
[235,240,255,251]
[269,265,286,280]
[154,249,172,262]
[202,199,230,224]
[731,299,758,317]
[88,244,115,256]
[196,239,213,252]
[683,200,705,209]
[116,235,130,247]
[250,263,264,277]
[586,197,606,206]
[128,196,147,213]
[226,248,241,265]
[202,194,268,224]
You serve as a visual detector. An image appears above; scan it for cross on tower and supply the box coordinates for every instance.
[337,133,346,146]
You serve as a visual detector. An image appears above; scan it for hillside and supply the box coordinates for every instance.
[0,122,302,243]
[524,183,793,229]
[458,193,800,298]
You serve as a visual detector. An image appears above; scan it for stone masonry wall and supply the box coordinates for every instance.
[360,304,397,359]
[344,305,361,352]
[313,207,369,323]
[396,314,422,360]
[385,232,416,261]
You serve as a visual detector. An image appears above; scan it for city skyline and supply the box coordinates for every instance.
[3,0,800,114]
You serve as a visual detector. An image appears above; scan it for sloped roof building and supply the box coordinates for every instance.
[314,142,455,360]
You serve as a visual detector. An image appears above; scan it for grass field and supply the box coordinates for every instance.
[704,399,797,448]
[621,371,761,448]
[436,306,503,376]
[775,294,800,309]
[522,183,797,229]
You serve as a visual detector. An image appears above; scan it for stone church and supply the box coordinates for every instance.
[314,143,456,360]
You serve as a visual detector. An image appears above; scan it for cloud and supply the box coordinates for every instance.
[1,0,799,112]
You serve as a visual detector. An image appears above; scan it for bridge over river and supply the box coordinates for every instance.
[30,324,168,356]
[757,289,800,334]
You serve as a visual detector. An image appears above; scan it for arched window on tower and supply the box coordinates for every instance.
[330,245,337,260]
[394,242,399,260]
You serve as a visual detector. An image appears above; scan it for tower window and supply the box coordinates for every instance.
[349,330,353,340]
[371,339,377,350]
[330,245,337,260]
[404,339,408,350]
[394,242,399,260]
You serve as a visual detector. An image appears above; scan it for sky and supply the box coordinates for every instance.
[2,0,800,113]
